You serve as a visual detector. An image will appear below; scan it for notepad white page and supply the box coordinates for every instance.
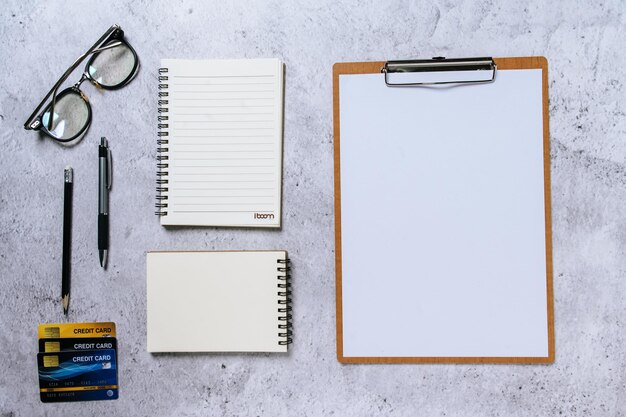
[339,70,549,358]
[160,59,283,227]
[147,251,288,352]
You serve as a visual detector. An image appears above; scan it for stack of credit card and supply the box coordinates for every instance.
[37,322,118,402]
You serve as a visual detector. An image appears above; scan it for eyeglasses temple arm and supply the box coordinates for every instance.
[92,41,123,54]
[24,25,121,130]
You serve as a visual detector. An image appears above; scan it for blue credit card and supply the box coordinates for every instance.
[38,349,118,402]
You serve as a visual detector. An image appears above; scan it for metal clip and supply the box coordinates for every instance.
[381,57,497,86]
[106,147,112,189]
[101,137,112,189]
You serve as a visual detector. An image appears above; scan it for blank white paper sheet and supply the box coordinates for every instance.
[338,69,550,359]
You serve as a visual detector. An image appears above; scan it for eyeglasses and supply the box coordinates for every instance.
[24,24,139,143]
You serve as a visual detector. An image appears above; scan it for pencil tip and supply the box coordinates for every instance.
[99,250,108,268]
[62,294,69,315]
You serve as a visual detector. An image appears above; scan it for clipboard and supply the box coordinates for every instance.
[333,56,554,364]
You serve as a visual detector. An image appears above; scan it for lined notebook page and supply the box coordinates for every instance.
[160,59,283,227]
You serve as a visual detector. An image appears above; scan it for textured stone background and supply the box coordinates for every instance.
[1,0,625,416]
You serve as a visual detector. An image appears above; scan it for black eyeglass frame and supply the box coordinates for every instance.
[24,24,139,142]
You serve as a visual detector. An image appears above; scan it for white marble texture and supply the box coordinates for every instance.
[0,0,624,416]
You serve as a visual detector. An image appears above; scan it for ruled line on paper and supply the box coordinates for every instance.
[172,98,274,102]
[175,173,274,176]
[173,105,275,108]
[171,74,275,78]
[174,144,274,147]
[178,158,276,161]
[172,120,274,124]
[175,187,274,190]
[170,164,273,168]
[175,81,275,86]
[172,90,275,94]
[173,134,274,138]
[172,124,274,129]
[172,162,273,168]
[172,210,275,213]
[172,151,273,154]
[174,195,275,197]
[173,128,274,131]
[173,92,274,96]
[175,203,273,206]
[173,180,274,183]
[174,113,274,117]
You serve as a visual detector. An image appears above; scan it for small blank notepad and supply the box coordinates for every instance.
[156,59,284,227]
[147,251,291,352]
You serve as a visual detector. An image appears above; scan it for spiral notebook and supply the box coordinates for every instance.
[146,251,292,352]
[156,58,284,227]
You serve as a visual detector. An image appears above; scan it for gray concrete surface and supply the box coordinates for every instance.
[1,1,625,416]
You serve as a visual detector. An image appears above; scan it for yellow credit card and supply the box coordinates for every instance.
[38,322,116,339]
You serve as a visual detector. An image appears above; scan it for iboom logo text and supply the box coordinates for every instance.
[254,213,275,219]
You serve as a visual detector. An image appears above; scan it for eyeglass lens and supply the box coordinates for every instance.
[88,41,137,88]
[42,91,89,141]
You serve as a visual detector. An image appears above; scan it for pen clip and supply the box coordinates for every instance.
[106,147,112,189]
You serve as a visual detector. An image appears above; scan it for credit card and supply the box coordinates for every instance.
[39,337,117,353]
[38,349,118,402]
[38,322,116,339]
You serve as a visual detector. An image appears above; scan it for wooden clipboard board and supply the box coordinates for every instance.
[332,57,554,364]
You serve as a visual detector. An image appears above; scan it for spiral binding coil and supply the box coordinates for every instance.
[277,258,293,346]
[155,68,169,216]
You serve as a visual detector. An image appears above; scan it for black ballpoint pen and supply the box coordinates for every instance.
[98,137,112,268]
[62,166,73,315]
